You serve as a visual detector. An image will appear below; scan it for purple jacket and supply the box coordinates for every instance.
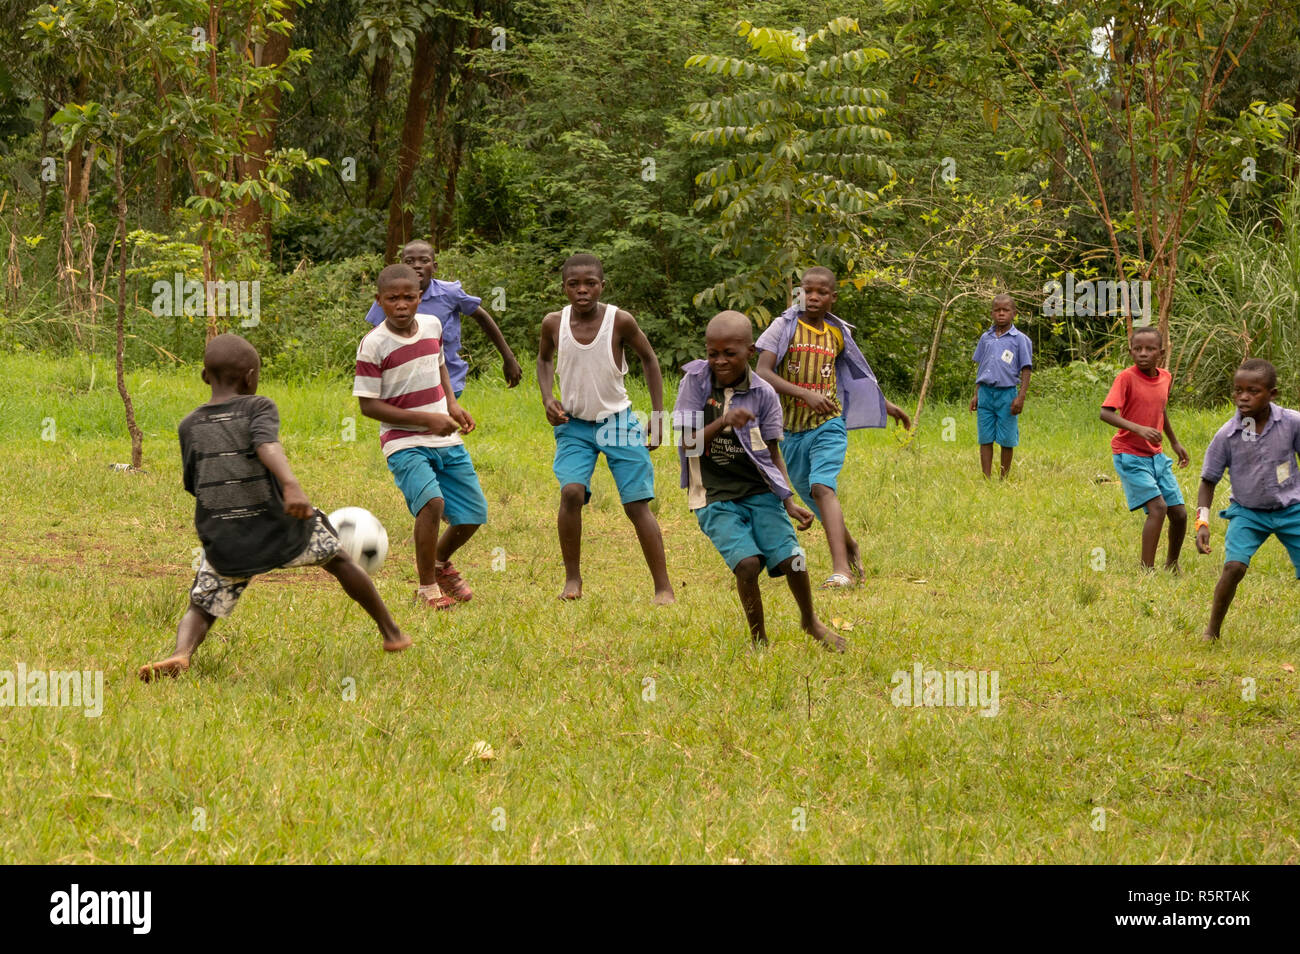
[673,360,792,508]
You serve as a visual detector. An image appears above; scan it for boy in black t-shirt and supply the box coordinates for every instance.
[139,334,410,681]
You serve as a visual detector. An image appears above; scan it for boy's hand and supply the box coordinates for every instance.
[1196,526,1211,554]
[282,482,313,519]
[1173,441,1190,467]
[450,404,476,434]
[969,395,978,412]
[543,397,569,426]
[784,497,814,531]
[1135,425,1162,445]
[423,412,460,437]
[886,401,912,430]
[721,407,756,430]
[645,413,664,451]
[801,389,837,416]
[503,357,522,388]
[1010,395,1025,415]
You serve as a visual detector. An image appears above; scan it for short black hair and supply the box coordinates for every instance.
[203,333,259,386]
[1130,326,1163,346]
[562,253,604,280]
[801,266,837,288]
[1237,358,1278,389]
[993,292,1015,308]
[377,263,420,293]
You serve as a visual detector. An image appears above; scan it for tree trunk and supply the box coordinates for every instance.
[113,140,144,470]
[235,7,298,252]
[386,28,440,259]
[364,53,393,207]
[914,300,950,425]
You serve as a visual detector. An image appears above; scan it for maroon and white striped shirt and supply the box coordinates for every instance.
[353,316,462,457]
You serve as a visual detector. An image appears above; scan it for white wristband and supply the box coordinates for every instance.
[1197,507,1210,524]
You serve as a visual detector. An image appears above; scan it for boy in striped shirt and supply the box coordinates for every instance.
[756,267,911,588]
[354,264,488,609]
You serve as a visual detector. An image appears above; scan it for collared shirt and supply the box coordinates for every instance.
[1202,403,1300,511]
[973,324,1033,388]
[754,305,887,430]
[364,279,482,394]
[674,360,791,509]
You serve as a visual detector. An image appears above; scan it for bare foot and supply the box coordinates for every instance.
[751,633,768,649]
[806,619,847,653]
[1165,562,1181,575]
[138,655,190,683]
[559,579,583,600]
[1201,630,1219,643]
[652,589,677,606]
[847,542,864,582]
[384,633,413,652]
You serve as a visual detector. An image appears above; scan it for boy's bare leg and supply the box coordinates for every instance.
[1165,504,1187,571]
[1139,495,1168,569]
[778,555,844,652]
[414,497,445,586]
[624,500,676,604]
[436,523,479,563]
[558,483,586,599]
[810,484,853,579]
[846,530,864,581]
[979,443,994,478]
[1000,446,1014,478]
[1204,561,1248,641]
[734,556,766,645]
[321,552,411,651]
[139,603,214,681]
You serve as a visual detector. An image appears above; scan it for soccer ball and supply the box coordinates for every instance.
[327,507,389,576]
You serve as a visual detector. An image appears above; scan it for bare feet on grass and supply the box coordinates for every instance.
[138,655,190,683]
[384,632,413,652]
[559,578,583,600]
[807,618,847,653]
[652,588,677,606]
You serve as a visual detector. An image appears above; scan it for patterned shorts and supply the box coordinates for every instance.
[189,513,341,618]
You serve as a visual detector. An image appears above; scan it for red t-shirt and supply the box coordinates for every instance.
[1103,365,1171,456]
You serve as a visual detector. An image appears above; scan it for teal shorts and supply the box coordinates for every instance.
[553,408,655,505]
[977,384,1019,447]
[781,416,848,522]
[1113,452,1184,512]
[1221,500,1300,573]
[386,444,489,524]
[696,492,802,577]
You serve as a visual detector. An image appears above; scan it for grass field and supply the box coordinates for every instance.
[2,351,1297,863]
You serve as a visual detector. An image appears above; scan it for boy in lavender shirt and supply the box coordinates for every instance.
[674,311,842,651]
[1195,359,1300,641]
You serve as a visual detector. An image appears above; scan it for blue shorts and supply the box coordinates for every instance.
[781,416,848,522]
[386,444,489,524]
[696,492,803,577]
[1113,452,1185,512]
[977,384,1019,447]
[1221,500,1300,573]
[553,407,655,505]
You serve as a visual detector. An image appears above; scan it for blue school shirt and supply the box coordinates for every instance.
[674,360,792,509]
[753,305,887,430]
[364,279,482,394]
[973,325,1033,388]
[1201,403,1300,511]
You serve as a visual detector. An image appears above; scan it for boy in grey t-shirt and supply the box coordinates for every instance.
[139,334,410,681]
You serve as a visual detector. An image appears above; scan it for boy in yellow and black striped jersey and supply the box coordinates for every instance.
[755,267,911,588]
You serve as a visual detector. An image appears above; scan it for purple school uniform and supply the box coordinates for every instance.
[364,278,481,394]
[1202,403,1300,510]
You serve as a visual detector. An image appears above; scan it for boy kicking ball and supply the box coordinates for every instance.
[1196,359,1300,641]
[674,311,842,651]
[140,334,409,681]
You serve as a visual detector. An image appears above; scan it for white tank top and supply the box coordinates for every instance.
[556,303,632,421]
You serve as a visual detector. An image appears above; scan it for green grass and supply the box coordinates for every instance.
[1,351,1297,863]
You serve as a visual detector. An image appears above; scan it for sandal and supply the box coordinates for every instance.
[821,573,854,589]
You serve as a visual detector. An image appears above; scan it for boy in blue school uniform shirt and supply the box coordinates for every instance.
[675,311,843,651]
[1195,359,1300,641]
[969,293,1033,478]
[363,240,521,396]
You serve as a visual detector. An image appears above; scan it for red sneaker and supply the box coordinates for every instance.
[435,561,473,602]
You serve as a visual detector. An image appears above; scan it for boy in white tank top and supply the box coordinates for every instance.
[536,254,675,603]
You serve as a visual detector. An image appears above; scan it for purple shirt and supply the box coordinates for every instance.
[364,278,481,394]
[674,360,791,506]
[973,325,1033,388]
[1202,403,1300,511]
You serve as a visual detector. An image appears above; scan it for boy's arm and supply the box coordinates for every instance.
[1099,406,1162,445]
[470,305,522,388]
[1011,366,1031,414]
[615,310,666,448]
[1162,409,1189,466]
[536,313,568,425]
[755,349,836,414]
[1195,477,1218,553]
[767,440,813,530]
[255,441,313,518]
[357,396,459,436]
[443,359,475,434]
[884,398,911,429]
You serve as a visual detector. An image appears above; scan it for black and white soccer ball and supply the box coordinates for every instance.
[327,507,389,576]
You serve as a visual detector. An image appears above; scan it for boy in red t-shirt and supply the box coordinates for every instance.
[1100,327,1191,569]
